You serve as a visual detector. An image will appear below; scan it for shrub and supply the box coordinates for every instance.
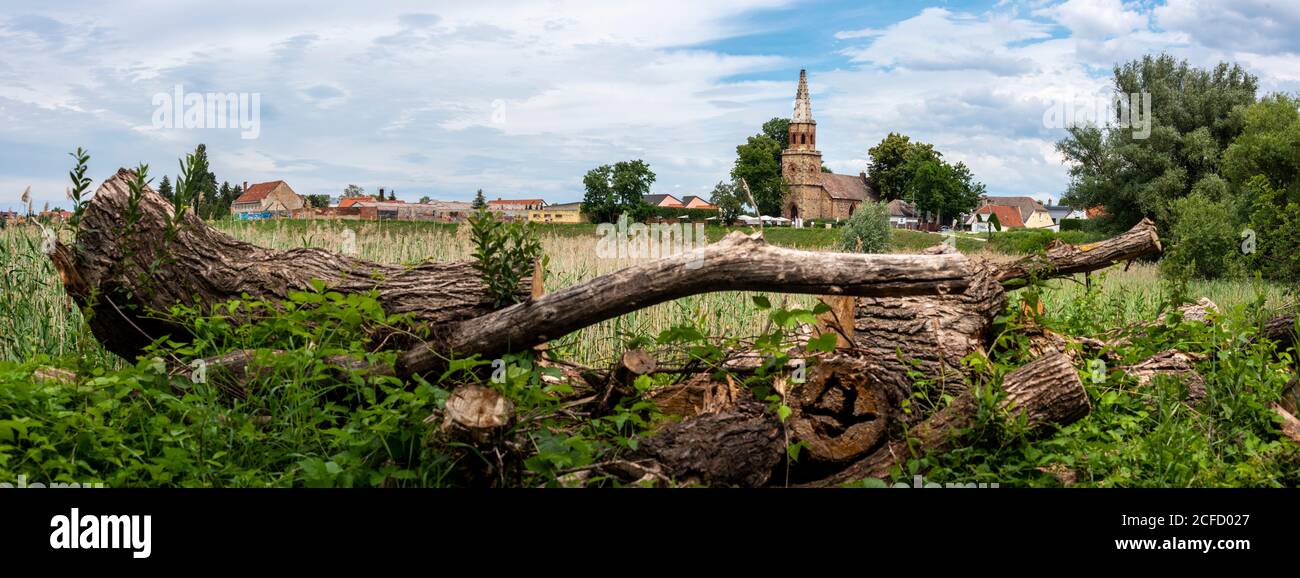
[837,201,891,253]
[1160,192,1244,279]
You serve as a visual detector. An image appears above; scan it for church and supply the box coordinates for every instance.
[781,70,878,221]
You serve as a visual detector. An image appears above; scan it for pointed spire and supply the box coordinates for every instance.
[792,69,813,123]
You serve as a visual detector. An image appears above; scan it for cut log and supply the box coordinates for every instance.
[1274,403,1300,444]
[789,354,907,463]
[1263,310,1296,353]
[634,400,783,487]
[1121,349,1208,403]
[808,352,1090,486]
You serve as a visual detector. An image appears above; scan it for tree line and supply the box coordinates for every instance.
[1057,53,1299,282]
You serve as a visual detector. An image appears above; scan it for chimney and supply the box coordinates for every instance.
[243,181,248,191]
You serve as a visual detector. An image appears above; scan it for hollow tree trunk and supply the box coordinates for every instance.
[807,352,1090,486]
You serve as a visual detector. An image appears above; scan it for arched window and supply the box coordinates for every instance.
[800,133,806,145]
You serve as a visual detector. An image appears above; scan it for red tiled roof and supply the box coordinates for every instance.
[1086,205,1107,218]
[339,196,374,208]
[977,204,1024,228]
[233,181,286,204]
[489,198,546,205]
[819,173,877,201]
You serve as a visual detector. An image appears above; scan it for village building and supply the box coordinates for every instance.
[781,70,877,221]
[352,199,474,221]
[679,195,717,210]
[230,180,305,217]
[642,194,685,208]
[886,199,920,229]
[488,198,546,219]
[965,196,1054,231]
[529,201,587,224]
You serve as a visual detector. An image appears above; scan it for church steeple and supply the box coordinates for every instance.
[792,69,814,123]
[787,69,817,152]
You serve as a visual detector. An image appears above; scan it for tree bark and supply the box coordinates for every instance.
[848,219,1163,383]
[807,352,1090,486]
[633,400,784,487]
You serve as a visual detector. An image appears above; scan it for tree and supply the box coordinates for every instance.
[986,211,1001,240]
[867,133,937,201]
[709,180,745,225]
[1220,95,1300,281]
[582,160,656,222]
[732,135,785,216]
[157,175,173,202]
[731,119,792,216]
[419,195,433,204]
[1057,54,1258,233]
[306,194,331,208]
[343,184,366,198]
[761,117,790,146]
[837,201,891,253]
[472,189,487,210]
[864,133,982,225]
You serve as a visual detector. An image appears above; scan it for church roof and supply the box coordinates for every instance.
[819,172,876,201]
[792,69,814,123]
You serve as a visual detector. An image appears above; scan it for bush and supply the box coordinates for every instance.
[1160,192,1244,279]
[648,206,717,222]
[986,228,1107,254]
[1059,218,1086,231]
[837,201,891,253]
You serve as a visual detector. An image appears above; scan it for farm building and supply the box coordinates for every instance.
[529,201,587,224]
[488,198,546,219]
[231,180,305,217]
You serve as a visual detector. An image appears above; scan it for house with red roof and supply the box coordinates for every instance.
[230,180,305,216]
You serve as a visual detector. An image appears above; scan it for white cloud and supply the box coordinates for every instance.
[1036,0,1147,39]
[838,8,1053,75]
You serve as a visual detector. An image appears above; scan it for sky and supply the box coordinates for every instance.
[2,0,1299,211]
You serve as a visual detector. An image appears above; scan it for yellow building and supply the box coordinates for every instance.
[529,201,586,224]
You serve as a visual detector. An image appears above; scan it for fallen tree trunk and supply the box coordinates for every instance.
[850,219,1163,382]
[55,170,974,372]
[807,352,1090,486]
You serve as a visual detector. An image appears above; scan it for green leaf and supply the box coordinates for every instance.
[751,295,772,310]
[807,332,838,353]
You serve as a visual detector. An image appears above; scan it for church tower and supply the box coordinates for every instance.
[781,69,824,219]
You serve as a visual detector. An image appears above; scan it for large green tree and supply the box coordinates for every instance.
[732,135,785,216]
[865,133,981,225]
[1057,54,1258,232]
[582,160,656,222]
[867,133,937,201]
[471,189,487,210]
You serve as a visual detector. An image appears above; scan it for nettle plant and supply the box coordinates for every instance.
[468,208,544,307]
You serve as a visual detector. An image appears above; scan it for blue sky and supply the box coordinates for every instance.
[2,0,1299,211]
